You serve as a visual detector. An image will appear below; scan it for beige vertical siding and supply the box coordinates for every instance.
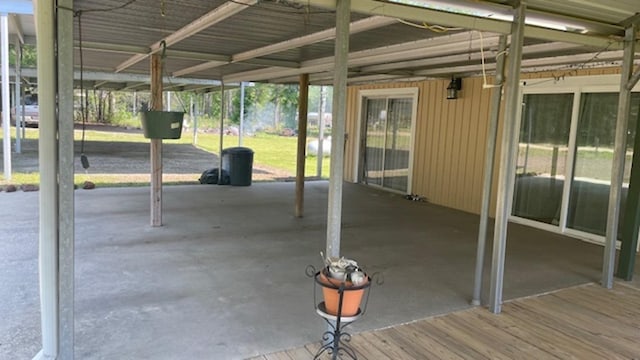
[344,66,623,215]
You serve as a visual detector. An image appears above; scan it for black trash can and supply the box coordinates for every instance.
[221,147,254,186]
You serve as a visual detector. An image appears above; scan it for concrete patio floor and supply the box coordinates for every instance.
[1,181,634,359]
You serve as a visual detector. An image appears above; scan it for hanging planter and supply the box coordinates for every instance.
[140,111,184,139]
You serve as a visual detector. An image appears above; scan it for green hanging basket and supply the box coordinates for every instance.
[140,111,184,139]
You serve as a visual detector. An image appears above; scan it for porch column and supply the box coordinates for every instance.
[472,35,507,306]
[150,54,163,227]
[1,12,10,180]
[295,73,309,217]
[14,38,21,153]
[239,81,245,146]
[218,82,225,184]
[57,0,75,357]
[34,0,59,357]
[617,51,640,281]
[604,23,637,287]
[326,0,350,258]
[489,2,526,314]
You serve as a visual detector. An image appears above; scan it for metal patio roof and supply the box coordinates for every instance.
[5,0,640,87]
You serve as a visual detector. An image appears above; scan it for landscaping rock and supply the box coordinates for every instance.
[21,184,39,192]
[82,181,96,190]
[5,185,17,192]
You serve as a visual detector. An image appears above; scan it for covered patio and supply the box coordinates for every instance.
[1,181,627,359]
[2,0,640,358]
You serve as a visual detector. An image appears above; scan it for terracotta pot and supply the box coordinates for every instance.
[319,270,367,317]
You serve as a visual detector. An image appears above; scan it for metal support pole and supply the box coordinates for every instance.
[1,13,11,180]
[133,91,137,114]
[326,0,350,258]
[150,54,163,227]
[34,0,59,357]
[189,94,195,143]
[317,85,326,177]
[472,35,507,306]
[57,0,75,357]
[489,2,526,314]
[603,24,637,288]
[14,38,21,153]
[239,81,245,146]
[296,74,309,218]
[167,91,172,111]
[617,95,640,280]
[218,82,225,185]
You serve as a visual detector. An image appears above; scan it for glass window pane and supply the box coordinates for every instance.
[567,93,640,236]
[512,93,573,224]
[383,98,412,192]
[364,99,387,186]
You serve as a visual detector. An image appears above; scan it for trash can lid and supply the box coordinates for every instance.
[222,146,254,154]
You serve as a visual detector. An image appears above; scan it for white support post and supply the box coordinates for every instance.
[190,94,197,144]
[133,91,137,114]
[57,0,75,357]
[603,24,637,288]
[472,35,507,306]
[218,82,225,184]
[14,38,21,153]
[150,54,163,227]
[317,85,325,177]
[34,0,59,357]
[239,81,245,146]
[489,2,526,314]
[1,13,11,180]
[326,0,350,258]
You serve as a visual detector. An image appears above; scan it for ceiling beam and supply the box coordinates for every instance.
[412,50,628,76]
[232,15,395,63]
[14,67,226,87]
[359,41,586,74]
[115,0,257,73]
[172,15,395,77]
[289,0,622,50]
[223,31,500,82]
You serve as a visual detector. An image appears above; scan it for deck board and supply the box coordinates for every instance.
[250,283,640,359]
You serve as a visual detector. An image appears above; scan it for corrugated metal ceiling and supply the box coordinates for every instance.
[6,0,639,89]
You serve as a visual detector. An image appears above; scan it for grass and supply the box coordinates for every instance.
[0,125,331,187]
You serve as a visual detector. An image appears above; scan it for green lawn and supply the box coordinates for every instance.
[0,126,331,186]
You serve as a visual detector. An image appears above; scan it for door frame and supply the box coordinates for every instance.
[354,87,419,194]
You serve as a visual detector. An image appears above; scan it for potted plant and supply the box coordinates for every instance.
[318,256,369,317]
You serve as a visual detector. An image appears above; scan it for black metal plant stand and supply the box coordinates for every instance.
[307,267,372,360]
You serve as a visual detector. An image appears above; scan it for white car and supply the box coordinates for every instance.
[11,94,39,127]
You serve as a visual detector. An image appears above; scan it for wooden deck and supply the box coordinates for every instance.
[249,283,640,360]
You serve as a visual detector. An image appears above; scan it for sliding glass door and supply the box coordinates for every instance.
[513,93,573,225]
[567,93,640,237]
[512,87,640,241]
[362,96,414,193]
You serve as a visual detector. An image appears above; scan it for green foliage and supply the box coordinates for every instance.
[9,44,37,67]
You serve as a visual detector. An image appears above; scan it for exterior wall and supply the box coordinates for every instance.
[345,67,622,215]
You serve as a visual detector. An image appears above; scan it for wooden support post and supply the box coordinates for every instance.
[150,54,163,227]
[295,74,309,217]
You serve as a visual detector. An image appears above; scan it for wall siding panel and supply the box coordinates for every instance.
[344,66,623,215]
